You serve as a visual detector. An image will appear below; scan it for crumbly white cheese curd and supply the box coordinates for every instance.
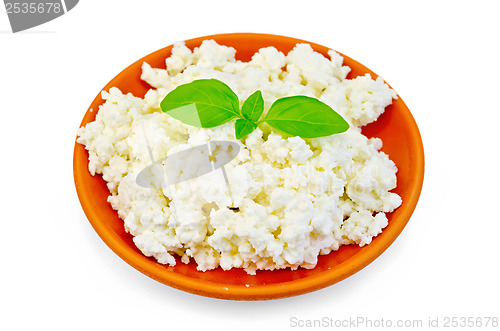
[77,40,402,274]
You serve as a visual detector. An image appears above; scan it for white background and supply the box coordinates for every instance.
[1,1,499,330]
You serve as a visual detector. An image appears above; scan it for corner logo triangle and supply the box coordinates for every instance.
[4,0,79,33]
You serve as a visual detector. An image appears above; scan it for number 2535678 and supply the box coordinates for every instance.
[5,2,62,14]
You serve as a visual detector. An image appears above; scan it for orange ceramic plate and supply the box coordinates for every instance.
[73,33,424,300]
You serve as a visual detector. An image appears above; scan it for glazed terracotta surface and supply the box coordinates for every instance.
[73,33,424,300]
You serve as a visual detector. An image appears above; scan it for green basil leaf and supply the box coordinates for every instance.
[261,96,349,138]
[241,90,264,122]
[235,118,258,139]
[160,79,240,128]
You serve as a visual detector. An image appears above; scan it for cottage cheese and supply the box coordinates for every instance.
[77,40,402,274]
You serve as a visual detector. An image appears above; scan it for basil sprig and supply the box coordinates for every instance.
[160,79,349,139]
